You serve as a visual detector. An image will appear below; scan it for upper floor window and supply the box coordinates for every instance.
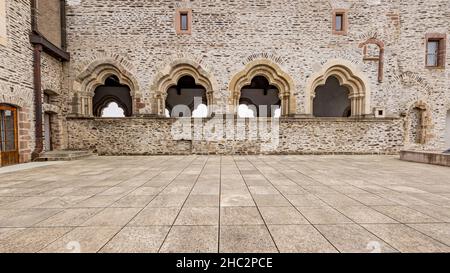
[0,0,7,46]
[332,9,348,35]
[425,34,446,68]
[175,9,192,35]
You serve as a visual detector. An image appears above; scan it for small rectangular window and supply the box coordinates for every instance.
[335,14,343,31]
[180,13,188,31]
[176,9,192,35]
[332,10,348,35]
[426,40,439,67]
[425,34,447,68]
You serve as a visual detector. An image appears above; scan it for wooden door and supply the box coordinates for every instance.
[0,105,19,167]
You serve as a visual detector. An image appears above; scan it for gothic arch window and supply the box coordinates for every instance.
[152,61,216,117]
[313,76,351,117]
[306,62,369,117]
[93,75,132,117]
[229,59,296,117]
[239,76,281,117]
[165,75,207,118]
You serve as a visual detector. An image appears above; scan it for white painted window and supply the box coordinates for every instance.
[0,0,6,45]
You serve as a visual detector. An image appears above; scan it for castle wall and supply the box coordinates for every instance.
[64,0,450,154]
[67,117,404,155]
[0,0,34,163]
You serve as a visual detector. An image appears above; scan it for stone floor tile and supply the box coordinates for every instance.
[101,226,170,253]
[81,208,140,227]
[184,194,219,207]
[407,223,450,246]
[0,227,71,253]
[259,206,309,225]
[252,194,291,207]
[160,226,218,253]
[220,207,264,225]
[220,225,277,253]
[316,224,398,253]
[371,205,441,223]
[362,224,450,253]
[36,208,102,227]
[221,193,255,207]
[147,194,187,208]
[128,207,180,226]
[40,226,120,253]
[175,207,219,226]
[111,195,155,208]
[285,194,327,207]
[335,206,398,224]
[268,225,337,253]
[296,206,353,224]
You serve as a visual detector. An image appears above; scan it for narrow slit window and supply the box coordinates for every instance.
[180,13,188,31]
[427,40,439,67]
[335,14,343,32]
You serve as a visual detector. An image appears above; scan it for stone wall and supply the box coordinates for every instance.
[0,0,34,163]
[67,117,404,155]
[64,0,450,152]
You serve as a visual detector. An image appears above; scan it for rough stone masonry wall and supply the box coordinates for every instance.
[64,0,449,154]
[67,117,404,155]
[0,0,34,163]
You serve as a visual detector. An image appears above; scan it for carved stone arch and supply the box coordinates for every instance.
[306,59,371,117]
[151,59,217,116]
[229,59,296,116]
[74,59,140,116]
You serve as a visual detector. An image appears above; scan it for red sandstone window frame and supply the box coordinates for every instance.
[332,9,348,36]
[175,8,192,35]
[425,33,446,68]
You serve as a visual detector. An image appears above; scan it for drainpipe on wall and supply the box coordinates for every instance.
[30,0,43,160]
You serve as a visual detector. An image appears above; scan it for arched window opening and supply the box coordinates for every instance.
[93,75,132,117]
[166,76,207,118]
[101,102,126,118]
[313,76,351,117]
[239,76,281,117]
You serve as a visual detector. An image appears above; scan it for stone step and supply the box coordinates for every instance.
[37,151,95,162]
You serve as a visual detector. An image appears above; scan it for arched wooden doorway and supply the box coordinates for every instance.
[0,104,19,166]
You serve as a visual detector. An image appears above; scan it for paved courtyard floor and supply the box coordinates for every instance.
[0,155,449,253]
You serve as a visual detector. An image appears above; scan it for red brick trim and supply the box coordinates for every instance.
[175,8,192,35]
[332,9,348,36]
[425,33,447,69]
[359,38,385,82]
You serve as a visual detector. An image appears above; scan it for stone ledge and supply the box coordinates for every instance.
[400,150,450,167]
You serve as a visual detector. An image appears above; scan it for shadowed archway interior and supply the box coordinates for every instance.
[165,75,207,117]
[93,75,132,117]
[239,76,281,117]
[313,76,351,117]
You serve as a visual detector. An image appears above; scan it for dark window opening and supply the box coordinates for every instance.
[180,13,189,31]
[166,76,207,118]
[93,75,132,117]
[239,76,281,118]
[313,76,351,117]
[335,14,343,31]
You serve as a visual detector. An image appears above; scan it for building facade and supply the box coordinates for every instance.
[0,0,449,164]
